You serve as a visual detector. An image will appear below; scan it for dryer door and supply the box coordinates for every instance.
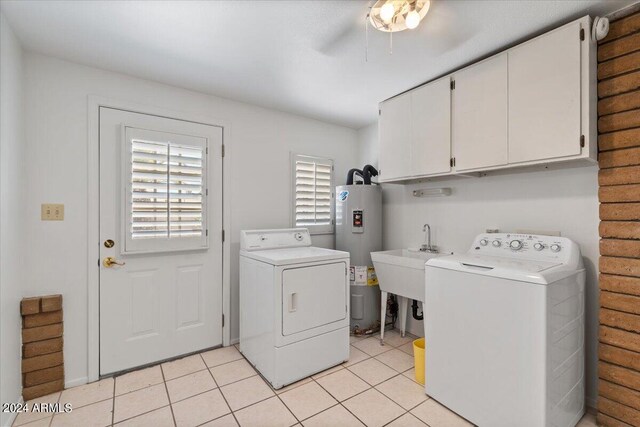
[282,262,348,336]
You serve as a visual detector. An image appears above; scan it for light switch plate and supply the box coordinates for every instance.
[41,204,64,221]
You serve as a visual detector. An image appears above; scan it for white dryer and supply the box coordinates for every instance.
[425,233,585,427]
[239,228,350,389]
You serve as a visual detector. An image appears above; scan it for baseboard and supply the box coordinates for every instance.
[65,376,88,389]
[1,396,23,427]
[230,337,240,346]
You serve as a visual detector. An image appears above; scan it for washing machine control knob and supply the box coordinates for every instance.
[534,243,544,251]
[550,244,561,253]
[509,240,523,250]
[492,240,501,247]
[479,239,488,246]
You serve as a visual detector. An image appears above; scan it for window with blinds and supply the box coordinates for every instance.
[124,127,208,253]
[292,154,334,234]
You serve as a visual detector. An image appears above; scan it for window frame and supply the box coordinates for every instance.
[120,125,209,254]
[290,153,335,235]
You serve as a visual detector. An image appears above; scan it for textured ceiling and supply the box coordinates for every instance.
[1,0,636,128]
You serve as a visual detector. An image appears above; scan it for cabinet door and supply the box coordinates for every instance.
[411,78,452,176]
[508,21,582,163]
[453,54,508,171]
[379,93,411,181]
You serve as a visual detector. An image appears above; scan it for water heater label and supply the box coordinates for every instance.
[338,190,349,201]
[352,209,364,234]
[353,266,367,285]
[352,210,363,227]
[367,267,379,286]
[350,265,378,286]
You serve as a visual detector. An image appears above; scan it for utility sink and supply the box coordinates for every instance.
[371,249,448,301]
[371,248,452,340]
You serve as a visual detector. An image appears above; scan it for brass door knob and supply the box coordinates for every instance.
[103,257,125,268]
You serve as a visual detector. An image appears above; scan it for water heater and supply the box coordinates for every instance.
[336,167,382,333]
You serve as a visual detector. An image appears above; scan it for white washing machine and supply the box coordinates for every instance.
[239,228,350,389]
[425,233,585,427]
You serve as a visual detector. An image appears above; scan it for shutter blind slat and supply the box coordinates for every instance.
[168,143,203,237]
[130,139,205,240]
[293,157,333,229]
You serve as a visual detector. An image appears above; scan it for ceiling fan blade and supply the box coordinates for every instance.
[314,14,367,56]
[415,3,479,56]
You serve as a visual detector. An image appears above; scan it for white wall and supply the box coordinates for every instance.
[1,12,26,427]
[357,124,379,169]
[23,53,358,387]
[358,123,601,406]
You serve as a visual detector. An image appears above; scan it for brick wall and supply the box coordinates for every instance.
[20,295,64,400]
[597,11,640,427]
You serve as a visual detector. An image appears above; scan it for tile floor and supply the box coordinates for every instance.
[13,330,598,427]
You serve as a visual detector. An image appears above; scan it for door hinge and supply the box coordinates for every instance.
[450,157,456,167]
[450,80,455,90]
[206,229,209,236]
[206,147,208,155]
[222,314,225,327]
[222,229,225,242]
[378,109,382,116]
[221,144,225,157]
[580,135,585,148]
[580,28,585,41]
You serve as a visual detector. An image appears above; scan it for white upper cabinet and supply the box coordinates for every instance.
[411,77,452,176]
[452,54,508,171]
[379,92,411,181]
[377,16,594,183]
[508,21,582,164]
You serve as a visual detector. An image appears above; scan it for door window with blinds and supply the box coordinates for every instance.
[291,154,334,234]
[122,126,208,253]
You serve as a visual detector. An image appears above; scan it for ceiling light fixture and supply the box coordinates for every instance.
[369,0,430,33]
[366,0,430,57]
[405,10,421,29]
[379,2,396,23]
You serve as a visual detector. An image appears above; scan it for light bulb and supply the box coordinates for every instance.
[380,2,395,23]
[406,10,421,29]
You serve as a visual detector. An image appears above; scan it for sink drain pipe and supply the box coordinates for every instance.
[412,300,423,320]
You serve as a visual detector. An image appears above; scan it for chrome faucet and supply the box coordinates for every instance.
[420,224,438,253]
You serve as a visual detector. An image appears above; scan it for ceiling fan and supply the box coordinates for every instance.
[314,0,472,59]
[368,0,431,33]
[366,0,430,57]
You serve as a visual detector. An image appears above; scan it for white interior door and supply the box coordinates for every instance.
[452,54,508,171]
[99,107,223,375]
[411,77,452,176]
[508,21,582,163]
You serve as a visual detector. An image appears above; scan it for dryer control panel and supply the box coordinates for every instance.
[471,233,574,263]
[241,228,312,250]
